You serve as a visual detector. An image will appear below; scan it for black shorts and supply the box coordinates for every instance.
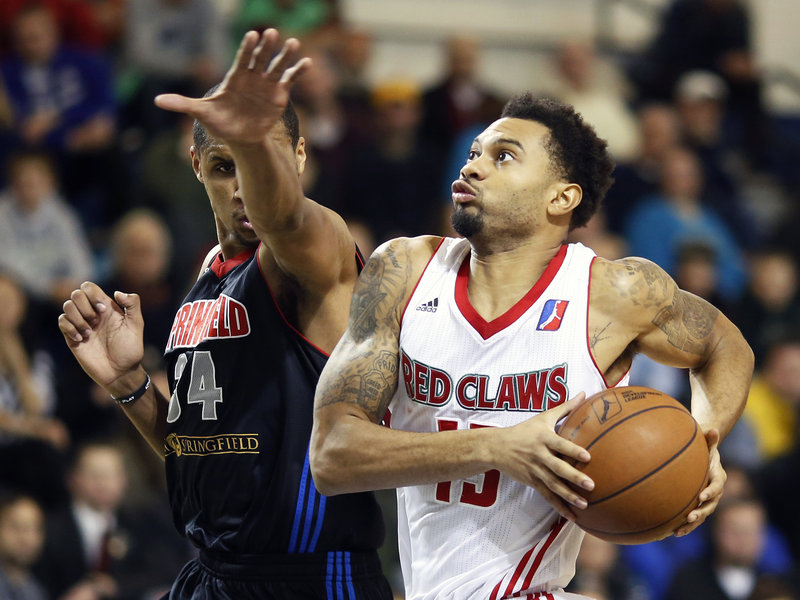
[166,550,394,599]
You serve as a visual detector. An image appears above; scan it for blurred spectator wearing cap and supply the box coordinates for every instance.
[623,145,748,300]
[421,36,504,157]
[602,102,681,237]
[0,492,47,600]
[343,78,443,243]
[627,0,769,170]
[674,70,759,250]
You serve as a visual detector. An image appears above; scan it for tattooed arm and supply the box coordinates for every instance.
[589,257,754,534]
[310,237,594,515]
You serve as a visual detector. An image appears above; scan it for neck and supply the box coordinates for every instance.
[0,560,26,585]
[466,239,565,321]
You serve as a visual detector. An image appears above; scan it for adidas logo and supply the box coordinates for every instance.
[416,298,438,313]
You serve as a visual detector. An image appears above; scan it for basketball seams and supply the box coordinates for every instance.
[585,414,699,505]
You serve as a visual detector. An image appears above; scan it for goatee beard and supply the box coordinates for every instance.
[451,209,483,238]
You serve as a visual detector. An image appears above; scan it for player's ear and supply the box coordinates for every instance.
[548,183,582,217]
[190,146,204,183]
[294,137,307,176]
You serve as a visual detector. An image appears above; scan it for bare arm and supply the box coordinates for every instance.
[156,29,355,294]
[591,257,754,533]
[310,238,594,518]
[57,283,169,457]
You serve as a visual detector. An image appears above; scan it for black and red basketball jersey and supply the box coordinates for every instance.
[162,246,384,558]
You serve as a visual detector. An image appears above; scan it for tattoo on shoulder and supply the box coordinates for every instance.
[652,288,719,355]
[590,322,612,351]
[350,243,410,342]
[614,260,673,309]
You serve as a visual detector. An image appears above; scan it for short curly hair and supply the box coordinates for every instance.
[501,93,615,230]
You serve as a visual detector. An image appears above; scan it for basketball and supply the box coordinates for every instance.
[556,386,709,544]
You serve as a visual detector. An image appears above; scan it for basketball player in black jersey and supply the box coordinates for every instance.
[58,29,392,599]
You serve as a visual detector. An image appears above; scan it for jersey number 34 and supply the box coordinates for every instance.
[166,351,223,422]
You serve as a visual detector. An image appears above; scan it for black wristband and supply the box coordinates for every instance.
[111,373,151,405]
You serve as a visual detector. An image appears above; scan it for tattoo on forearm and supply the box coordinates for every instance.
[652,289,719,355]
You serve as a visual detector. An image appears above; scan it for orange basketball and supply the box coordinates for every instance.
[556,386,709,544]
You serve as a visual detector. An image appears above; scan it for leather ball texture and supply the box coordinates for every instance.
[557,386,709,544]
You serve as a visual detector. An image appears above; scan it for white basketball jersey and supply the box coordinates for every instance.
[388,239,629,600]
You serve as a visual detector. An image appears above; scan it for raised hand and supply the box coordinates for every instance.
[57,282,145,391]
[154,29,311,146]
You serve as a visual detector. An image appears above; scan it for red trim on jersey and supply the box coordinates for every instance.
[457,245,568,340]
[256,246,331,358]
[490,517,566,600]
[585,256,630,388]
[400,237,446,321]
[210,247,257,278]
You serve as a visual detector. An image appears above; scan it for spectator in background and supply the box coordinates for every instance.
[344,79,442,243]
[0,150,94,310]
[674,70,758,250]
[139,114,218,279]
[329,27,373,118]
[741,333,800,463]
[547,40,638,162]
[34,441,190,600]
[421,36,504,156]
[663,498,778,600]
[0,0,111,56]
[102,209,179,354]
[0,492,47,600]
[567,533,649,600]
[292,46,364,214]
[0,3,127,233]
[0,274,69,510]
[624,145,747,300]
[121,0,228,137]
[732,248,800,366]
[603,102,681,235]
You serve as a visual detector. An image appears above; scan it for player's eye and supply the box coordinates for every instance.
[497,151,514,163]
[466,149,479,162]
[216,162,235,174]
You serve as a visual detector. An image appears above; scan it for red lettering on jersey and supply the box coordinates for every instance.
[413,361,430,403]
[401,352,414,398]
[547,364,568,408]
[460,423,501,507]
[516,371,548,411]
[428,368,452,406]
[475,375,493,409]
[435,419,459,502]
[165,295,251,351]
[228,298,249,335]
[456,375,478,409]
[495,375,518,410]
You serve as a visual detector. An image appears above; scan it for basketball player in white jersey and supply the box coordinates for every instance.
[310,94,753,600]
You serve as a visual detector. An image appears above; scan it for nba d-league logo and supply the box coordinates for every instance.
[536,299,568,331]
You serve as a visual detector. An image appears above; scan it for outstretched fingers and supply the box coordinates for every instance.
[250,29,281,73]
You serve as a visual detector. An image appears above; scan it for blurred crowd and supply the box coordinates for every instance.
[1,0,800,599]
